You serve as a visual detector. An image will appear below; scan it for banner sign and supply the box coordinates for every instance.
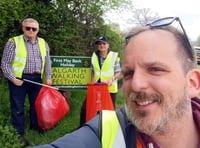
[51,56,91,89]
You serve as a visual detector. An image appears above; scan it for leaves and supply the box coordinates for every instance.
[0,0,125,58]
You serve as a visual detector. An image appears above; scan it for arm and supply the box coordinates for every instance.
[33,127,101,148]
[91,69,96,83]
[44,42,52,85]
[1,40,23,86]
[107,55,121,86]
[33,116,101,148]
[113,71,121,81]
[90,61,96,83]
[1,40,16,81]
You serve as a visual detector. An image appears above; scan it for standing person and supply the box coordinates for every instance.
[91,36,121,107]
[1,18,52,146]
[79,36,121,126]
[33,17,200,148]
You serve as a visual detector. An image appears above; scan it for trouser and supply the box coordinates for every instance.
[8,74,42,135]
[79,92,116,127]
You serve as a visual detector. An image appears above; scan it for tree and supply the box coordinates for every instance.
[61,0,128,56]
[0,0,128,58]
[0,0,22,57]
[104,2,159,32]
[131,8,159,26]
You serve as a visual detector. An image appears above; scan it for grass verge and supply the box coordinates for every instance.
[0,73,124,147]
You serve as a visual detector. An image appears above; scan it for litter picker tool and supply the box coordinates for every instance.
[23,79,59,90]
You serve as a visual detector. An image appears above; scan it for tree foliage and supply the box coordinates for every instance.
[0,0,21,53]
[0,0,125,58]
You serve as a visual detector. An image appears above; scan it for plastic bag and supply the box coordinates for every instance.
[86,83,114,122]
[35,86,70,130]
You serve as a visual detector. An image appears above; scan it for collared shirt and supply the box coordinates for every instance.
[1,35,52,81]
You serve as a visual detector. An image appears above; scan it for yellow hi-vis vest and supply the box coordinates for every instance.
[12,35,46,78]
[91,51,118,93]
[101,110,126,148]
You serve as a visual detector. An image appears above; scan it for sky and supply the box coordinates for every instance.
[105,0,200,41]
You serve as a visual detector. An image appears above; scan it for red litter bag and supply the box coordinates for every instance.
[86,83,114,122]
[35,86,70,130]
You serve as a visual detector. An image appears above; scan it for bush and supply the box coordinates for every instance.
[0,123,23,148]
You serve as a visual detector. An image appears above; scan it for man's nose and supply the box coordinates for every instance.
[130,70,148,92]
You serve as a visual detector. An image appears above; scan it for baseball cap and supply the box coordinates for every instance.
[95,36,108,44]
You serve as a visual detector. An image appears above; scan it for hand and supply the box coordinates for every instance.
[12,78,23,86]
[46,79,52,85]
[107,78,113,86]
[91,79,98,84]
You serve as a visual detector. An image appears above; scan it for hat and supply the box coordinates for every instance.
[95,36,108,44]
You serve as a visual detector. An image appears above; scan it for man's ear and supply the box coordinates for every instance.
[188,69,200,98]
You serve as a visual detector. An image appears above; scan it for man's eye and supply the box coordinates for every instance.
[149,67,165,73]
[123,71,133,80]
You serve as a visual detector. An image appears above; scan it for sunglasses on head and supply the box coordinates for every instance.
[146,17,189,43]
[25,26,37,32]
[147,17,193,57]
[126,17,192,54]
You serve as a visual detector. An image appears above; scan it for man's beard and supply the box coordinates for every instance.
[125,86,190,135]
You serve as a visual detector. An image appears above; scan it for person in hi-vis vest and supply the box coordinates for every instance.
[91,36,121,108]
[1,18,52,147]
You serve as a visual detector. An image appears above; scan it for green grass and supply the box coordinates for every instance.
[0,73,124,147]
[25,89,87,145]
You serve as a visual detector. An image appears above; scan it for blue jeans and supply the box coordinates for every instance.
[8,74,42,135]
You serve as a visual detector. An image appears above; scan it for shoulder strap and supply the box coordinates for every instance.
[99,108,138,148]
[116,108,137,148]
[100,110,126,148]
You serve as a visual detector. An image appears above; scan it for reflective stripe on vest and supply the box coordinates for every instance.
[12,35,46,78]
[102,110,126,148]
[102,110,143,148]
[91,51,118,93]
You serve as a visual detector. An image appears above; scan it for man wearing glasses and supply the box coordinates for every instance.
[1,18,52,146]
[33,17,200,148]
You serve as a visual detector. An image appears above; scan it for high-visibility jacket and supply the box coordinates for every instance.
[12,35,46,78]
[101,110,142,148]
[101,110,126,148]
[91,51,118,93]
